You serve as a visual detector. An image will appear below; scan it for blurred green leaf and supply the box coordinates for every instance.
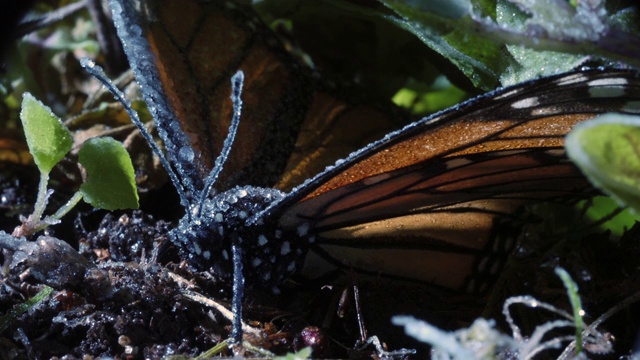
[274,347,312,360]
[579,196,640,237]
[78,137,139,210]
[0,285,53,333]
[565,113,640,213]
[392,75,467,114]
[19,92,72,174]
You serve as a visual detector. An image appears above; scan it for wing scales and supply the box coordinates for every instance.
[274,69,640,291]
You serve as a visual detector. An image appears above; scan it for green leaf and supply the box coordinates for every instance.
[565,113,640,213]
[554,268,584,354]
[496,0,589,86]
[381,0,504,90]
[579,196,640,237]
[78,137,139,210]
[0,285,53,333]
[20,93,73,174]
[379,0,640,89]
[392,75,467,114]
[273,347,313,360]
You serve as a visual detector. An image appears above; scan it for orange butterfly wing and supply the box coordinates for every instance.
[113,0,401,196]
[274,69,640,292]
[110,0,640,293]
[277,89,403,192]
[122,0,312,192]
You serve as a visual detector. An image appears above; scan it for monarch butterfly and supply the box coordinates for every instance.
[99,0,640,347]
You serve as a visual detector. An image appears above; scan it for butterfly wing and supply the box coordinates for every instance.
[271,69,640,292]
[109,0,313,196]
[109,0,640,293]
[277,89,404,192]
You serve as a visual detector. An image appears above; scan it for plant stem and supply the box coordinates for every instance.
[50,191,84,221]
[29,191,83,235]
[31,171,50,222]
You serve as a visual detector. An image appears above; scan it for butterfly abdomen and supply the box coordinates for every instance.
[170,185,311,289]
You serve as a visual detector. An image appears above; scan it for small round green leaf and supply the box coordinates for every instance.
[78,137,139,210]
[565,113,640,213]
[20,93,73,174]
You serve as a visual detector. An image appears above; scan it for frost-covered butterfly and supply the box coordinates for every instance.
[93,0,640,343]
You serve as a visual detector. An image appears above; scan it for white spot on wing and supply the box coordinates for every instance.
[281,241,291,255]
[589,86,626,98]
[494,88,520,100]
[531,106,559,116]
[362,173,391,185]
[511,97,540,109]
[445,157,473,169]
[297,223,310,237]
[545,149,564,157]
[622,101,640,113]
[588,78,628,87]
[554,74,587,86]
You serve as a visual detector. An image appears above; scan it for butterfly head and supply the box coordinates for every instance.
[170,185,311,290]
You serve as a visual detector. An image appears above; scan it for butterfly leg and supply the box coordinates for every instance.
[230,239,244,346]
[349,270,417,357]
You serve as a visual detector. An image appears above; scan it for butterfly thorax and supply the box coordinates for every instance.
[169,185,310,290]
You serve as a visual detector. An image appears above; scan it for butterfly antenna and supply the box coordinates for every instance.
[197,71,244,217]
[80,58,192,215]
